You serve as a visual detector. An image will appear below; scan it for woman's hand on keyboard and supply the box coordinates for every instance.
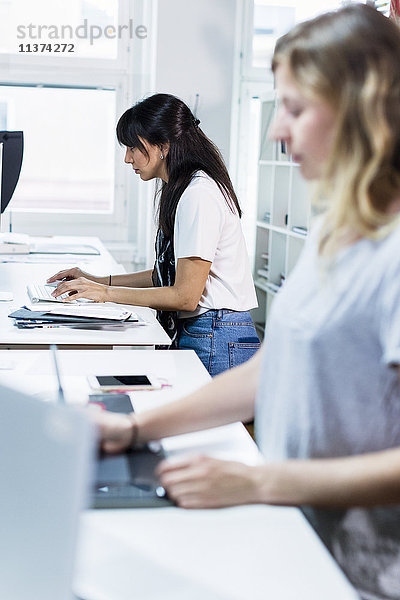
[47,267,105,285]
[51,277,109,303]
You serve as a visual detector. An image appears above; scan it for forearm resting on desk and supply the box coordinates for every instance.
[51,258,210,309]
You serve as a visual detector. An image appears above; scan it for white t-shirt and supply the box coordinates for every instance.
[174,171,257,317]
[255,218,400,600]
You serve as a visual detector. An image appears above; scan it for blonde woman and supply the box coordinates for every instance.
[95,6,400,599]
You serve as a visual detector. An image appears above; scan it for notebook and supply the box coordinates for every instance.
[0,382,95,600]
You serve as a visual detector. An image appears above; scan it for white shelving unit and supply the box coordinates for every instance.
[251,92,310,339]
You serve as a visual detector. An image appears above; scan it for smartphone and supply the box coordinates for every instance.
[87,374,160,391]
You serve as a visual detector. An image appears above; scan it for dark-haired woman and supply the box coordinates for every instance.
[48,94,259,376]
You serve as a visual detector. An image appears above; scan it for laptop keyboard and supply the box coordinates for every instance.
[96,484,163,497]
[27,283,76,303]
[93,482,168,509]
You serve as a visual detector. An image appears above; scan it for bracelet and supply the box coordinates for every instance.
[127,413,139,448]
[108,274,112,286]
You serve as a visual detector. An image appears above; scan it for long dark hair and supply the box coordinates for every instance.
[116,93,241,237]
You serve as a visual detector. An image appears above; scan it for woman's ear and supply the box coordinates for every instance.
[160,142,170,158]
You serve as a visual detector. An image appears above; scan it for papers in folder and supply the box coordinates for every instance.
[45,305,133,321]
[9,305,141,330]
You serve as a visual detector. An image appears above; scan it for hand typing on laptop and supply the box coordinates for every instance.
[47,267,110,303]
[50,276,110,303]
[47,267,104,285]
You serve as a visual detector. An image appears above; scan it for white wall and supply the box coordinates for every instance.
[153,0,238,163]
[134,0,239,268]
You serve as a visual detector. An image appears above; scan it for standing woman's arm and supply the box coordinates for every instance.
[51,257,211,307]
[106,257,211,310]
[105,270,155,288]
[53,171,229,305]
[47,268,155,288]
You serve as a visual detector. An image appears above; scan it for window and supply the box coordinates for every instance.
[0,0,152,239]
[247,0,359,76]
[251,3,296,70]
[0,0,120,59]
[0,101,7,129]
[1,84,116,213]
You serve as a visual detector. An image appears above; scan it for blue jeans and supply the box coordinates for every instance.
[177,309,260,377]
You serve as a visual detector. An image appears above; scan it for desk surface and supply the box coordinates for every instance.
[0,349,358,600]
[0,236,170,348]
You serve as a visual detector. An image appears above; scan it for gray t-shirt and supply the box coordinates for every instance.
[255,220,400,600]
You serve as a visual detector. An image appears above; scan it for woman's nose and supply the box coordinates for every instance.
[124,149,132,164]
[268,109,290,143]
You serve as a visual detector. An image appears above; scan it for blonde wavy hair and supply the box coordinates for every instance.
[272,4,400,256]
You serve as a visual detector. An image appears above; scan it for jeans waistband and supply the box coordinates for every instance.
[196,309,240,318]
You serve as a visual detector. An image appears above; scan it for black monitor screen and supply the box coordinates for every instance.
[0,131,23,214]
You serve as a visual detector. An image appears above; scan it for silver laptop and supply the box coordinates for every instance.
[0,382,95,600]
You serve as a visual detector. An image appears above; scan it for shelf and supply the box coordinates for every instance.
[254,279,268,292]
[256,222,308,240]
[256,220,271,230]
[265,285,279,296]
[259,160,292,167]
[254,279,280,296]
[253,94,310,341]
[288,230,308,240]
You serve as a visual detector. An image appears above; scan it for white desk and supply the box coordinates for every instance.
[0,236,170,348]
[0,349,358,600]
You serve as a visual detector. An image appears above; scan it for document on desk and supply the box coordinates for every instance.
[44,305,134,321]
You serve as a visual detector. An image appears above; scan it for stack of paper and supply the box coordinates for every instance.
[9,305,140,330]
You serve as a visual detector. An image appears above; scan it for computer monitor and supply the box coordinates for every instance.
[0,131,24,215]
